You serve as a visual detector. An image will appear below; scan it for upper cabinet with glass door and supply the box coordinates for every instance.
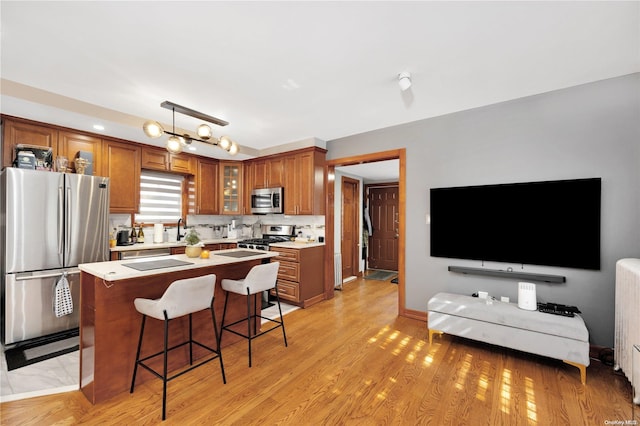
[219,161,243,215]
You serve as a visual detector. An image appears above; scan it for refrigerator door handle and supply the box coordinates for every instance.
[58,185,65,256]
[65,186,72,261]
[15,269,81,281]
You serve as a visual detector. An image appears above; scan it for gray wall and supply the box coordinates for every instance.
[326,73,640,347]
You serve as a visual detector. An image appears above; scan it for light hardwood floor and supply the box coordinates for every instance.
[0,277,635,425]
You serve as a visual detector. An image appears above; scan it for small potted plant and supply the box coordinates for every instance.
[183,228,203,258]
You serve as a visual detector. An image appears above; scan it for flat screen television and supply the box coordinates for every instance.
[430,178,601,270]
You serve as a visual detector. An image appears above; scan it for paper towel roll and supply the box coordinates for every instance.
[153,223,164,243]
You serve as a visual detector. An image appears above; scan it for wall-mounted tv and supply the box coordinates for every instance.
[430,178,601,270]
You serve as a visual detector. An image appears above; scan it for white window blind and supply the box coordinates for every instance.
[135,170,184,223]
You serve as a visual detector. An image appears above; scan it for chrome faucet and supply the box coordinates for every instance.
[177,218,183,241]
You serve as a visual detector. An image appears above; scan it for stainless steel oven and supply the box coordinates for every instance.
[237,224,294,250]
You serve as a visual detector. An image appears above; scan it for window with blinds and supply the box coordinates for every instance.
[135,170,184,223]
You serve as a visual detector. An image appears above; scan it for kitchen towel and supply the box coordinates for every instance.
[54,273,73,317]
[153,223,164,243]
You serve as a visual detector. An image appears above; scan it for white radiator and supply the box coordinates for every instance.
[614,258,640,404]
[334,253,342,291]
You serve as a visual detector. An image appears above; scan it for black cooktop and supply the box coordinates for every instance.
[239,236,291,245]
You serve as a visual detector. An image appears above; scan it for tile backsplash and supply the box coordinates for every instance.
[108,214,326,241]
[187,214,326,240]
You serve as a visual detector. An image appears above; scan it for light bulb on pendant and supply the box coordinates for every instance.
[196,124,212,140]
[228,141,239,156]
[218,136,232,151]
[143,120,164,138]
[166,135,183,154]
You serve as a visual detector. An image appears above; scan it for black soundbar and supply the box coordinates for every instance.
[448,266,566,283]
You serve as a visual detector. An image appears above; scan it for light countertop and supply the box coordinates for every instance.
[80,248,278,281]
[110,238,241,252]
[270,241,325,249]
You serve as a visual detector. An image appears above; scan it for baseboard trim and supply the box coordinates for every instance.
[401,308,427,322]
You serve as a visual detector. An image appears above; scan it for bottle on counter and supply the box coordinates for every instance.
[131,224,137,244]
[137,225,145,243]
[109,228,117,248]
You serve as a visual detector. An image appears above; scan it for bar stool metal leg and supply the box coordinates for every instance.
[210,302,226,384]
[162,311,169,420]
[130,315,147,393]
[274,284,288,347]
[246,288,252,367]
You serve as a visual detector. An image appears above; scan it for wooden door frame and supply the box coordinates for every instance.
[324,148,408,317]
[341,176,361,279]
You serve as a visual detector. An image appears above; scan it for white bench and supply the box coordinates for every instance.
[427,292,590,384]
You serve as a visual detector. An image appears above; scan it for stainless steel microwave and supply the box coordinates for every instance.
[251,187,284,214]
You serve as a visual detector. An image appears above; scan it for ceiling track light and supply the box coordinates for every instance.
[398,72,412,91]
[142,100,239,155]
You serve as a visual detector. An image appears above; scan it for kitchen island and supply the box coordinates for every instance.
[78,248,278,404]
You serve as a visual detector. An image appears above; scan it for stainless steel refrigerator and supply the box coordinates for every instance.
[1,168,109,345]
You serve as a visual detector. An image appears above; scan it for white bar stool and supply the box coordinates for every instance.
[130,274,226,421]
[220,261,288,367]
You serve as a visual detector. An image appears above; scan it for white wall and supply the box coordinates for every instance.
[326,73,640,347]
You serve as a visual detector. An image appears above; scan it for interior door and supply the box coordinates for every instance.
[341,177,359,279]
[368,185,399,271]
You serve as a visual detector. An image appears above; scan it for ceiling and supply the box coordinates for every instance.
[1,2,638,168]
[336,160,400,183]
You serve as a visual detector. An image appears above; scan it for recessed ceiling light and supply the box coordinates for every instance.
[93,124,105,131]
[282,78,300,91]
[188,146,196,151]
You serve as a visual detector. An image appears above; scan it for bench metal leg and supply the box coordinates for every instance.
[428,329,443,345]
[563,360,587,385]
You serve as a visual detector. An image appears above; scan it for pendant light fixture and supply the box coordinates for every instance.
[142,101,239,155]
[165,108,183,154]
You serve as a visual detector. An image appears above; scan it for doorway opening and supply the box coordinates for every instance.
[324,148,406,316]
[365,183,399,274]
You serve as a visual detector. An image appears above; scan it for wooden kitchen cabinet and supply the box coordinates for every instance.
[270,245,325,308]
[171,242,236,255]
[102,140,140,214]
[169,153,193,174]
[194,158,219,214]
[141,146,193,174]
[267,156,284,187]
[1,116,58,168]
[251,159,267,189]
[219,161,243,215]
[284,147,326,215]
[247,156,285,190]
[58,131,102,174]
[141,146,169,170]
[243,161,254,214]
[218,242,237,250]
